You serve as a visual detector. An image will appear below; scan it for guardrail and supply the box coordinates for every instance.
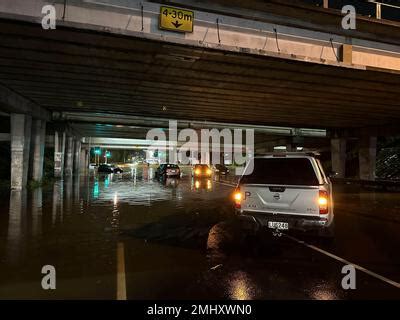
[305,0,400,22]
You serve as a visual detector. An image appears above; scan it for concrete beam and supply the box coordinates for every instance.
[0,84,50,121]
[1,1,399,71]
[10,114,32,189]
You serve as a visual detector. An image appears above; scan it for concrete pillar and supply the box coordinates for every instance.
[359,136,377,181]
[79,148,87,174]
[74,140,81,174]
[331,138,346,178]
[10,114,32,190]
[30,119,46,182]
[54,131,66,178]
[85,149,90,171]
[65,136,74,176]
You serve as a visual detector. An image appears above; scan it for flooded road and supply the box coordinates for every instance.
[0,165,399,299]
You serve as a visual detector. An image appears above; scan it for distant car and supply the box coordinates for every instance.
[146,159,159,165]
[155,164,181,178]
[213,164,229,175]
[192,164,212,178]
[89,163,98,170]
[233,153,334,238]
[97,164,123,174]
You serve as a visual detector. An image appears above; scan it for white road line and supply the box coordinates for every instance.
[116,242,127,300]
[285,234,400,289]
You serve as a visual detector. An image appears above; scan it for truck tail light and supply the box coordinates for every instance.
[233,189,242,209]
[319,190,329,215]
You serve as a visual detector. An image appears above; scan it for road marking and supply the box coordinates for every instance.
[116,242,127,300]
[285,234,400,289]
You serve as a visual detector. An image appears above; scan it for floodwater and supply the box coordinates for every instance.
[0,165,399,299]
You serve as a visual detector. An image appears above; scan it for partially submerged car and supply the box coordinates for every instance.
[213,164,230,175]
[155,164,181,178]
[192,164,212,178]
[97,164,123,174]
[233,153,334,238]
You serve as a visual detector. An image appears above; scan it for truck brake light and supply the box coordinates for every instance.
[233,189,242,209]
[319,190,329,215]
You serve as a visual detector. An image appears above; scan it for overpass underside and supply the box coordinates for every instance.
[0,18,399,129]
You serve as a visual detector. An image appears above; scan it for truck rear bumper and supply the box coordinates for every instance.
[237,210,333,232]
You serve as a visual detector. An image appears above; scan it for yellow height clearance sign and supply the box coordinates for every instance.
[159,6,194,33]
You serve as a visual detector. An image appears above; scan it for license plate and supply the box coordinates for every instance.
[268,221,289,230]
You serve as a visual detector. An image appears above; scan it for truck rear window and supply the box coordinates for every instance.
[240,158,319,186]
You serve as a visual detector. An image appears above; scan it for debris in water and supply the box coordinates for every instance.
[210,264,223,271]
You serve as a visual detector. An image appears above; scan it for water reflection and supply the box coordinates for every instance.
[192,178,212,191]
[52,180,63,225]
[229,271,256,300]
[93,179,100,199]
[159,176,180,188]
[65,177,73,217]
[110,192,120,231]
[6,189,27,265]
[31,187,43,237]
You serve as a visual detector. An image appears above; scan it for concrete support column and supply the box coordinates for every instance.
[79,148,88,174]
[54,131,66,178]
[74,140,81,174]
[85,148,90,171]
[65,136,75,176]
[10,114,32,190]
[331,138,347,178]
[30,119,46,182]
[359,136,377,181]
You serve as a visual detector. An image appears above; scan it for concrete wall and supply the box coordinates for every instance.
[0,0,399,71]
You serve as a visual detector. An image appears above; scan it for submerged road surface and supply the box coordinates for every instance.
[0,165,399,299]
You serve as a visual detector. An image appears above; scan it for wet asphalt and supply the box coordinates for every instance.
[0,165,399,299]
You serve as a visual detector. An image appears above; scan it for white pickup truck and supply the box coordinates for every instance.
[234,153,334,238]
